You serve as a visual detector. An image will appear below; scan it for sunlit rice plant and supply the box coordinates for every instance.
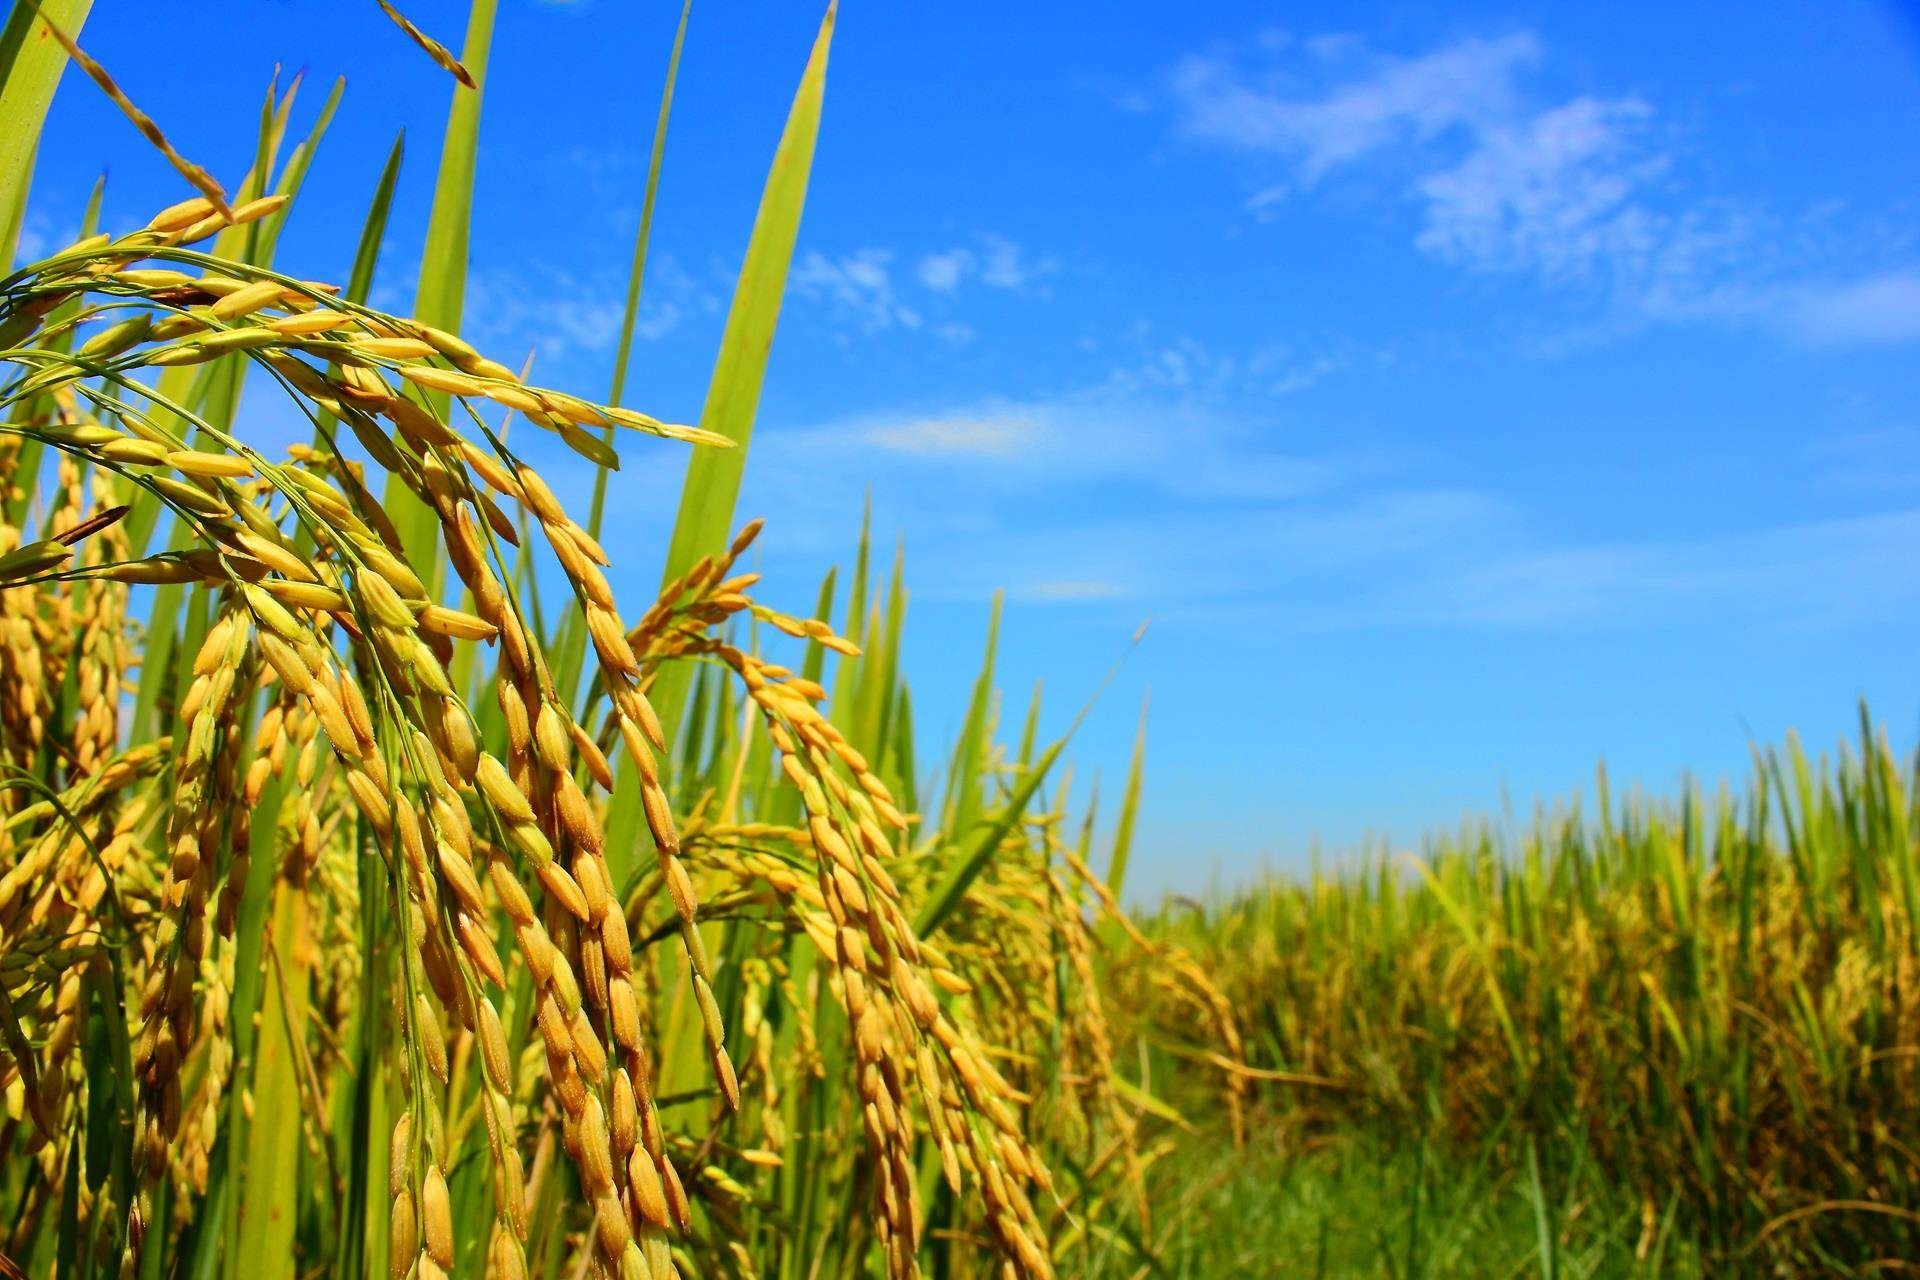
[0,5,1240,1279]
[1117,710,1920,1274]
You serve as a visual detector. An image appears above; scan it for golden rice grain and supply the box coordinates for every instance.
[423,1164,455,1268]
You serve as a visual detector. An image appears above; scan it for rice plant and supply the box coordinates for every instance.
[0,5,1231,1278]
[12,5,1907,1279]
[1120,709,1920,1275]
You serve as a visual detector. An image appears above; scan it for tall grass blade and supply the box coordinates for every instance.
[650,1,834,722]
[0,0,95,264]
[1106,695,1147,900]
[588,0,691,539]
[607,4,834,880]
[386,0,497,589]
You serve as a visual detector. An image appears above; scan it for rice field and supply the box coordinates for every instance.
[0,4,1912,1279]
[1114,711,1920,1276]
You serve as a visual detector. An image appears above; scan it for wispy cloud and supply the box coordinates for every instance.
[1787,271,1920,345]
[866,415,1037,457]
[916,249,970,292]
[1018,579,1128,603]
[1091,325,1368,401]
[1373,509,1920,630]
[792,233,1056,341]
[464,267,624,360]
[1414,96,1665,282]
[738,379,1416,607]
[766,385,1362,505]
[1169,33,1542,184]
[791,248,920,333]
[745,367,1920,633]
[1165,32,1676,291]
[914,233,1056,294]
[444,253,720,370]
[1152,30,1920,344]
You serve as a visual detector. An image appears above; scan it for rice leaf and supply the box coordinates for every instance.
[607,3,834,880]
[651,1,834,723]
[386,0,497,592]
[0,0,95,265]
[1106,696,1147,901]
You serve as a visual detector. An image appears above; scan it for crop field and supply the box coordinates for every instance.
[0,4,1912,1279]
[1111,715,1920,1276]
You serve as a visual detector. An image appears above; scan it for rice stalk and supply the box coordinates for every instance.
[0,11,1219,1276]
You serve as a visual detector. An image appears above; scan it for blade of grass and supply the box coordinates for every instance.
[385,0,497,592]
[607,2,834,883]
[0,0,96,265]
[1106,695,1147,901]
[1,171,98,533]
[555,0,692,711]
[229,884,312,1280]
[588,0,691,540]
[917,736,1066,938]
[943,591,1002,834]
[649,1,834,729]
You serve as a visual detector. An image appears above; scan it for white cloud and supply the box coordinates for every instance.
[1265,352,1342,395]
[737,370,1920,637]
[1166,33,1668,288]
[1097,329,1362,401]
[1167,33,1541,180]
[917,249,971,292]
[1626,262,1920,349]
[911,234,1055,295]
[1788,271,1920,345]
[866,415,1036,457]
[793,235,1056,339]
[454,252,719,366]
[1415,96,1664,281]
[738,380,1388,601]
[791,248,920,332]
[977,234,1041,288]
[1019,579,1128,603]
[1377,510,1920,630]
[464,269,623,360]
[1152,30,1920,344]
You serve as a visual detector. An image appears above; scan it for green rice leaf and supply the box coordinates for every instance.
[1106,695,1147,901]
[385,0,498,593]
[918,736,1066,938]
[608,3,834,881]
[588,0,691,540]
[0,0,95,266]
[651,1,834,725]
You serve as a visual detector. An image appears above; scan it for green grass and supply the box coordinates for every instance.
[0,9,1192,1279]
[1098,1121,1708,1280]
[1119,707,1920,1276]
[3,6,1911,1279]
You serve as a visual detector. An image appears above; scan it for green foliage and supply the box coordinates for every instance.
[1123,708,1920,1275]
[385,0,497,589]
[1084,1127,1706,1279]
[0,8,1190,1280]
[0,0,95,266]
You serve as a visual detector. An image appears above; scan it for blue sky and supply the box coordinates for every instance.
[23,2,1920,898]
